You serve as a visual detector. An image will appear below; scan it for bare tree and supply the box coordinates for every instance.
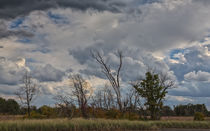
[103,84,115,110]
[70,74,92,118]
[92,84,115,110]
[91,50,123,111]
[124,88,141,111]
[93,89,103,109]
[15,71,39,117]
[54,95,75,118]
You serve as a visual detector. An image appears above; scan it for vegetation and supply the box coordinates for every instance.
[15,71,39,117]
[132,71,175,120]
[1,118,210,131]
[174,104,208,116]
[194,112,205,121]
[91,50,123,111]
[0,97,20,115]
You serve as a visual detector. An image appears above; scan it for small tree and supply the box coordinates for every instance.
[132,71,175,120]
[54,95,75,118]
[15,71,39,117]
[70,74,93,118]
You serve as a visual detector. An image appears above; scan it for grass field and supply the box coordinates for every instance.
[1,118,210,131]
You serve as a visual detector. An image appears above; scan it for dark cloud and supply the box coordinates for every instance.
[31,64,65,82]
[0,0,127,20]
[0,0,126,39]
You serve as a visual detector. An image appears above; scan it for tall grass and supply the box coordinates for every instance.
[0,118,210,131]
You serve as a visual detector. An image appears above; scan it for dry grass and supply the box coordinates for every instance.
[0,115,23,121]
[0,118,210,131]
[161,116,210,121]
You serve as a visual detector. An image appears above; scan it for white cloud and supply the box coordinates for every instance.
[184,70,210,82]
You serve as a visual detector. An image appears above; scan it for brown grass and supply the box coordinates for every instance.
[161,116,210,121]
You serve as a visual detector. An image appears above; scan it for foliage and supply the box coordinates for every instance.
[161,106,174,116]
[0,97,20,114]
[39,105,56,118]
[105,109,122,119]
[25,111,46,119]
[133,71,174,120]
[194,112,205,121]
[174,104,208,116]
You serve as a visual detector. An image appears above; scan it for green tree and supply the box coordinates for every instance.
[0,97,6,113]
[132,71,175,120]
[6,99,20,114]
[161,106,174,116]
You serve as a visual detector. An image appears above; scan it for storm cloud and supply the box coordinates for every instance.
[0,0,130,20]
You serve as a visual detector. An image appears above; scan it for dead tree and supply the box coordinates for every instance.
[92,84,115,110]
[91,50,123,111]
[124,88,141,111]
[70,74,92,118]
[103,84,115,110]
[54,95,75,118]
[15,71,39,117]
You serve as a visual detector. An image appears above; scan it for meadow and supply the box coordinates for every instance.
[1,118,210,131]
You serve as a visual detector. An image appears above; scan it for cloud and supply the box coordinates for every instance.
[0,0,129,20]
[1,0,210,107]
[184,71,210,82]
[0,58,27,85]
[70,42,176,83]
[0,20,33,39]
[31,64,65,82]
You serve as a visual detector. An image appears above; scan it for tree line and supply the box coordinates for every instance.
[0,50,207,120]
[0,97,209,119]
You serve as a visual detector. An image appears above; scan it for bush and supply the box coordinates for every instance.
[39,105,56,118]
[194,112,205,121]
[105,109,122,119]
[24,111,46,119]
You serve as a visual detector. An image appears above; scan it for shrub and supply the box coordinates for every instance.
[39,105,56,118]
[123,112,139,120]
[105,109,122,119]
[24,111,46,119]
[194,112,205,121]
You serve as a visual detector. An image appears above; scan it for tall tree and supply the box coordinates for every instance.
[132,71,175,120]
[91,50,123,111]
[15,71,39,117]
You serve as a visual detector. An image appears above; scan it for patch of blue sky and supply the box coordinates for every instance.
[138,0,161,5]
[26,58,37,63]
[169,49,185,60]
[47,11,69,25]
[17,38,31,43]
[10,17,25,29]
[199,34,210,43]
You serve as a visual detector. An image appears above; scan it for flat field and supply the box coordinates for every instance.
[0,117,210,131]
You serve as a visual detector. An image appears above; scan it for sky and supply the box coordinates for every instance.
[1,0,210,108]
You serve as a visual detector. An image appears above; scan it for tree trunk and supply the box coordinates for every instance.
[27,105,31,117]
